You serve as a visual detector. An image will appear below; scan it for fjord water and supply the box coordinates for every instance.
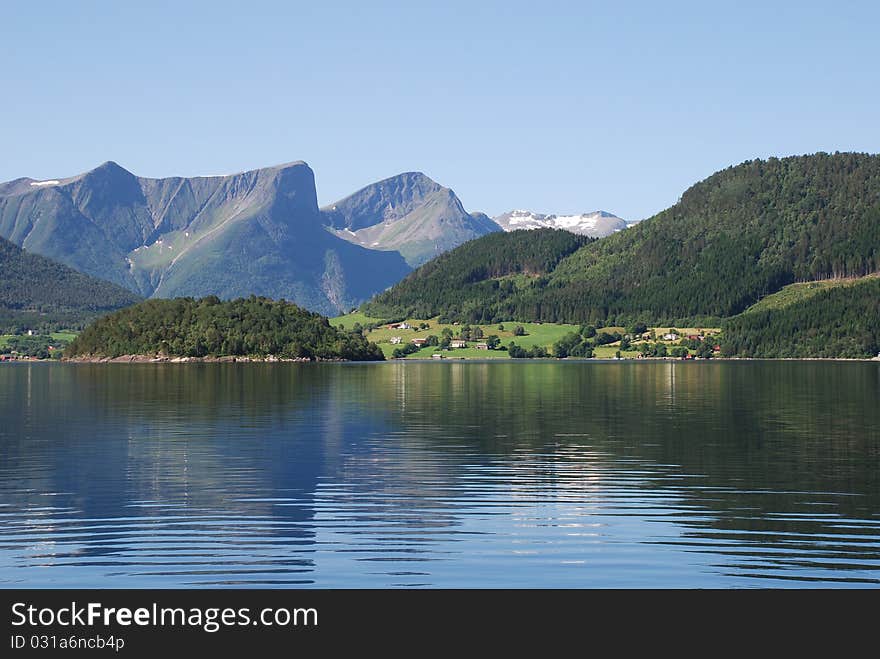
[1,362,878,588]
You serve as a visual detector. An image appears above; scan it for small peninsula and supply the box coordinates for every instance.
[63,296,384,362]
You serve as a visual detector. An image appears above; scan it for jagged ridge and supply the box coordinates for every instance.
[0,161,411,315]
[321,172,499,266]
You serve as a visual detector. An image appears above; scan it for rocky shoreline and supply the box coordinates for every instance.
[7,353,878,364]
[62,354,329,363]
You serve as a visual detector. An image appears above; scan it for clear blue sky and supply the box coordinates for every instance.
[2,1,878,220]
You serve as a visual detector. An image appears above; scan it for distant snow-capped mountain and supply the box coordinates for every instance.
[493,210,627,237]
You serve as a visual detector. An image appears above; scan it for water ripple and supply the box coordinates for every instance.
[1,361,878,587]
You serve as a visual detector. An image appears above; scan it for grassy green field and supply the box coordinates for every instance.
[1,331,78,352]
[593,345,627,359]
[743,275,879,314]
[331,312,721,360]
[402,346,512,360]
[329,312,387,329]
[500,322,584,349]
[337,316,583,357]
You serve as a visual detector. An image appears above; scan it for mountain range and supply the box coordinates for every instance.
[0,161,420,315]
[1,162,567,315]
[492,210,627,237]
[3,151,877,358]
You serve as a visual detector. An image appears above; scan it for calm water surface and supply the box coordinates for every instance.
[1,361,878,588]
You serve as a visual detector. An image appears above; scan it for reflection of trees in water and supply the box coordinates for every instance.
[359,362,879,511]
[0,364,375,581]
[348,362,880,581]
[1,362,878,584]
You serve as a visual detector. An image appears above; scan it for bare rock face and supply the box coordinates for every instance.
[321,172,500,267]
[0,162,410,316]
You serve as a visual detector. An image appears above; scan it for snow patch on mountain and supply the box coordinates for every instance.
[493,210,627,238]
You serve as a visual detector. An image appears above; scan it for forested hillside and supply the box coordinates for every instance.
[0,236,141,331]
[365,153,880,326]
[65,296,384,360]
[362,229,590,322]
[722,277,880,358]
[538,152,880,323]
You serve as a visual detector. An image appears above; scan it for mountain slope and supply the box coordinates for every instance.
[494,210,627,237]
[321,172,500,266]
[363,152,880,325]
[722,276,880,358]
[741,275,879,315]
[0,162,411,315]
[0,236,141,330]
[532,152,880,323]
[362,229,591,322]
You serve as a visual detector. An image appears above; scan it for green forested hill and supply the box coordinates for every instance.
[741,276,877,314]
[362,229,591,322]
[722,277,880,358]
[0,236,141,331]
[365,153,880,326]
[64,296,384,360]
[538,152,880,324]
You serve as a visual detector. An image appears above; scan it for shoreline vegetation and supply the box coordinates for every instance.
[63,354,320,363]
[5,293,878,364]
[61,296,385,362]
[5,287,879,363]
[5,355,877,364]
[331,315,725,361]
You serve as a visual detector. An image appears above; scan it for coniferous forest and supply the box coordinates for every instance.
[0,237,141,332]
[362,229,591,322]
[722,278,880,358]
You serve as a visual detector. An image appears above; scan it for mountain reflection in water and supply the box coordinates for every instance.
[0,361,878,587]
